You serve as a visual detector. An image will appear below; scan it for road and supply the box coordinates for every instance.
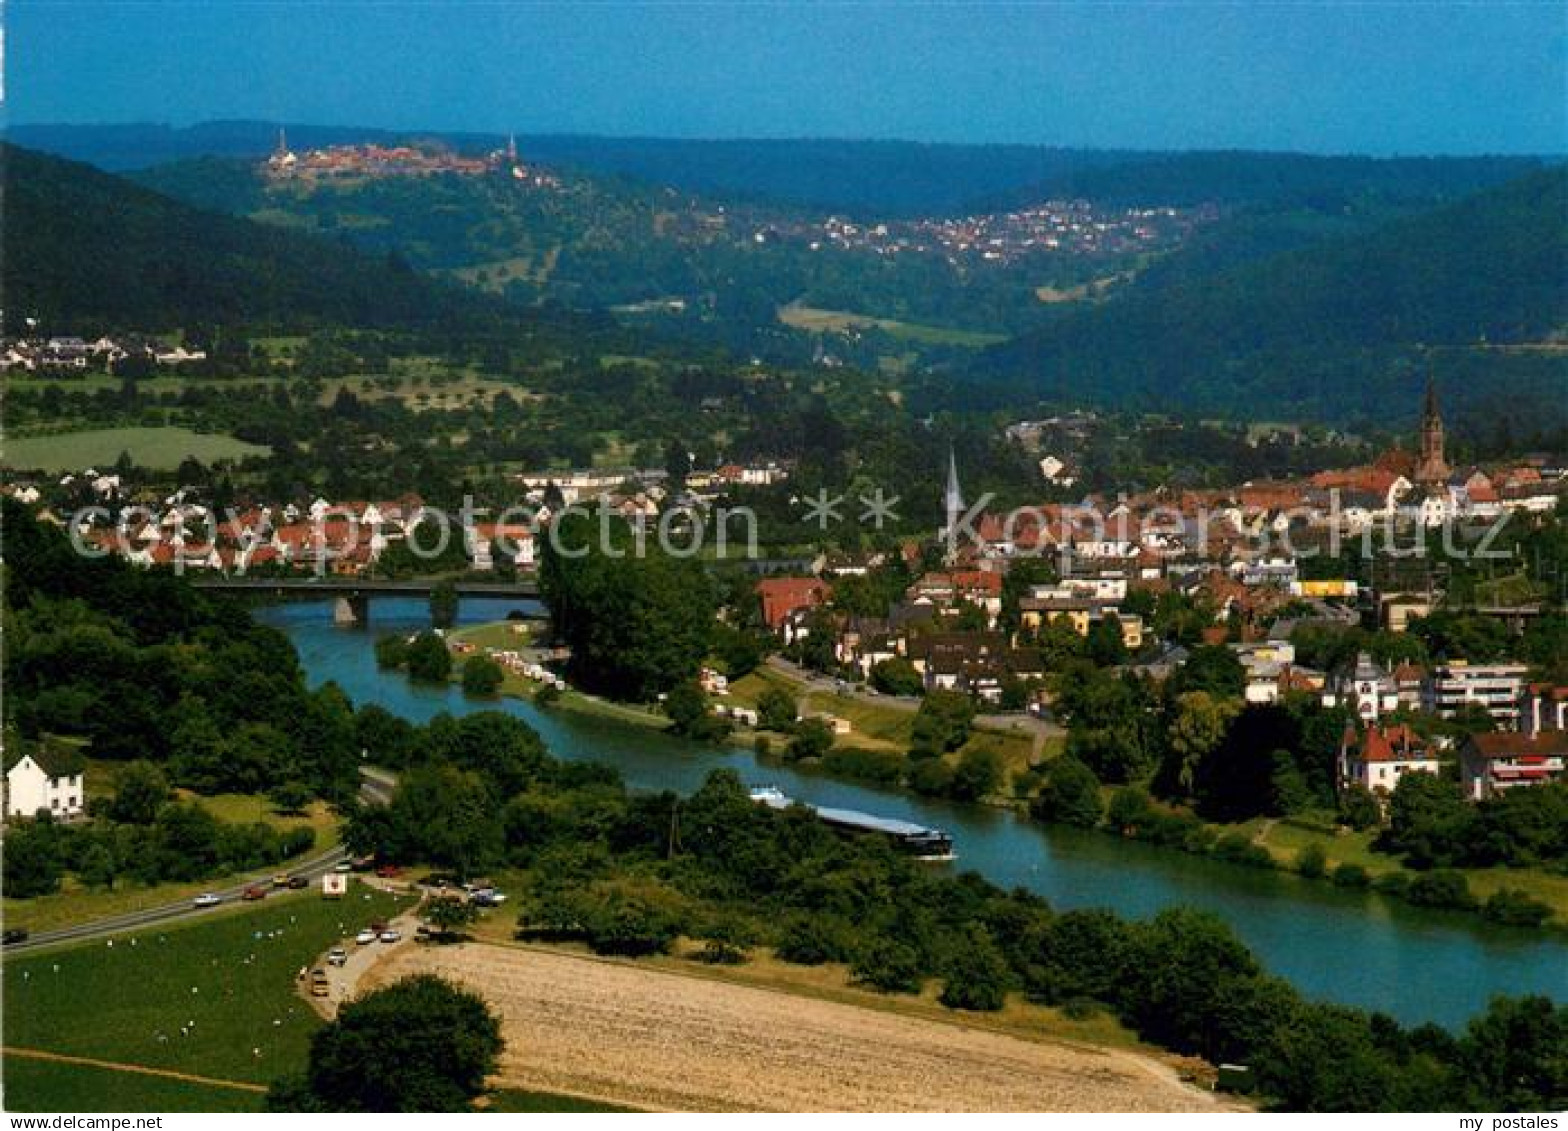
[763,656,1065,756]
[6,768,397,954]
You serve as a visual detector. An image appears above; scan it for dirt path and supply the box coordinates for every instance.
[364,942,1236,1113]
[2,1047,266,1093]
[303,905,425,1019]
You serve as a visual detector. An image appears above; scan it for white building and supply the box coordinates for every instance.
[1424,661,1528,728]
[4,746,86,820]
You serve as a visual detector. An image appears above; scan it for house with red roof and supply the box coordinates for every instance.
[1338,724,1440,797]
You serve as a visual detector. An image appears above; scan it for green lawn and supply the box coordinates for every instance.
[485,1088,638,1113]
[2,1057,266,1113]
[4,427,270,472]
[4,884,410,1088]
[777,303,1007,347]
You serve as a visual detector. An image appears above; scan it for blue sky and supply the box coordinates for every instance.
[8,1,1565,153]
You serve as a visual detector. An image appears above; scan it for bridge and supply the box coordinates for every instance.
[190,576,540,625]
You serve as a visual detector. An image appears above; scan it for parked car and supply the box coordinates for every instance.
[378,928,402,944]
[326,946,348,967]
[242,886,266,901]
[333,861,353,874]
[271,873,290,888]
[192,893,222,909]
[2,928,29,946]
[287,875,309,889]
[354,929,378,945]
[470,888,507,907]
[310,970,330,998]
[375,864,402,879]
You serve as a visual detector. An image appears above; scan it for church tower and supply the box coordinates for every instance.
[1413,374,1449,488]
[943,446,966,562]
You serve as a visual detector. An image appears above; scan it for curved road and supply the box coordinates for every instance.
[6,768,397,953]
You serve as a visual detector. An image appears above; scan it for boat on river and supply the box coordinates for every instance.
[749,786,956,861]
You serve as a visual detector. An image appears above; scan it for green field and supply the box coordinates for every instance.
[777,303,1007,347]
[3,1057,266,1113]
[3,427,271,472]
[4,884,410,1092]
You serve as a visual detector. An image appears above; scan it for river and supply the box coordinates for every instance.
[258,596,1566,1028]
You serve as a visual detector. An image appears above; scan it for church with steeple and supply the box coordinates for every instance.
[1413,374,1450,490]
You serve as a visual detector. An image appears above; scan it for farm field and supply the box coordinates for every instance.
[3,884,410,1094]
[3,426,270,472]
[2,1054,266,1113]
[777,303,1007,347]
[364,941,1235,1113]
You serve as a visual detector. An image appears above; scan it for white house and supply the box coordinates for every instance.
[4,746,87,820]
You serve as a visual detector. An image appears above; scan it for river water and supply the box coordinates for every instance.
[258,596,1566,1028]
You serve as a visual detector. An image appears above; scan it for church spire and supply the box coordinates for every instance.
[1414,369,1449,488]
[943,445,966,562]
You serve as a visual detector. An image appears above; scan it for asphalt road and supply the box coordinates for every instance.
[5,769,397,953]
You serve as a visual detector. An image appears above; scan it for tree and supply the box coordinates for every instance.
[1460,996,1567,1110]
[374,634,410,669]
[1381,771,1473,868]
[949,746,1004,801]
[429,581,459,630]
[539,512,716,701]
[851,936,925,994]
[268,780,315,817]
[910,691,975,758]
[423,894,480,940]
[460,654,504,697]
[1337,783,1383,831]
[664,680,730,743]
[297,974,502,1111]
[106,760,169,824]
[939,925,1012,1011]
[1169,645,1247,699]
[1086,615,1129,666]
[1034,756,1104,828]
[787,717,835,761]
[381,764,503,879]
[870,656,924,697]
[1160,691,1236,799]
[405,632,452,683]
[2,820,64,897]
[757,687,798,731]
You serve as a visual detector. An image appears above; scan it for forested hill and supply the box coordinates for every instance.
[0,143,552,335]
[13,120,1544,217]
[964,167,1568,427]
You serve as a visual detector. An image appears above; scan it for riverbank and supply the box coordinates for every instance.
[444,618,1566,935]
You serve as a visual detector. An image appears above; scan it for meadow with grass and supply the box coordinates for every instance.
[4,884,410,1103]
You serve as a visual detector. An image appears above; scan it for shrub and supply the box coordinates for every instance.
[756,687,798,732]
[1332,862,1372,889]
[1404,869,1476,911]
[938,926,1012,1012]
[1373,871,1411,898]
[1212,832,1275,869]
[786,717,835,761]
[821,746,903,785]
[907,757,956,796]
[851,937,925,994]
[1033,756,1104,828]
[1481,888,1553,927]
[774,914,853,966]
[460,654,505,697]
[1295,842,1328,879]
[534,683,561,707]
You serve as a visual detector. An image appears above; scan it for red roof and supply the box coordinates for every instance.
[756,577,831,629]
[1362,724,1432,764]
[1466,732,1568,759]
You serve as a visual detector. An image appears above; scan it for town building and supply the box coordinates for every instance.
[1459,732,1568,800]
[4,745,86,820]
[1338,724,1441,797]
[1424,661,1529,728]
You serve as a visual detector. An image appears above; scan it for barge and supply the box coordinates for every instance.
[749,786,955,861]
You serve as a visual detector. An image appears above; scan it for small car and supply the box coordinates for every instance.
[375,864,402,878]
[378,928,402,944]
[310,970,330,998]
[271,873,290,888]
[333,861,353,874]
[287,875,309,890]
[2,928,29,946]
[354,929,378,945]
[192,893,222,909]
[326,946,348,967]
[242,885,266,901]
